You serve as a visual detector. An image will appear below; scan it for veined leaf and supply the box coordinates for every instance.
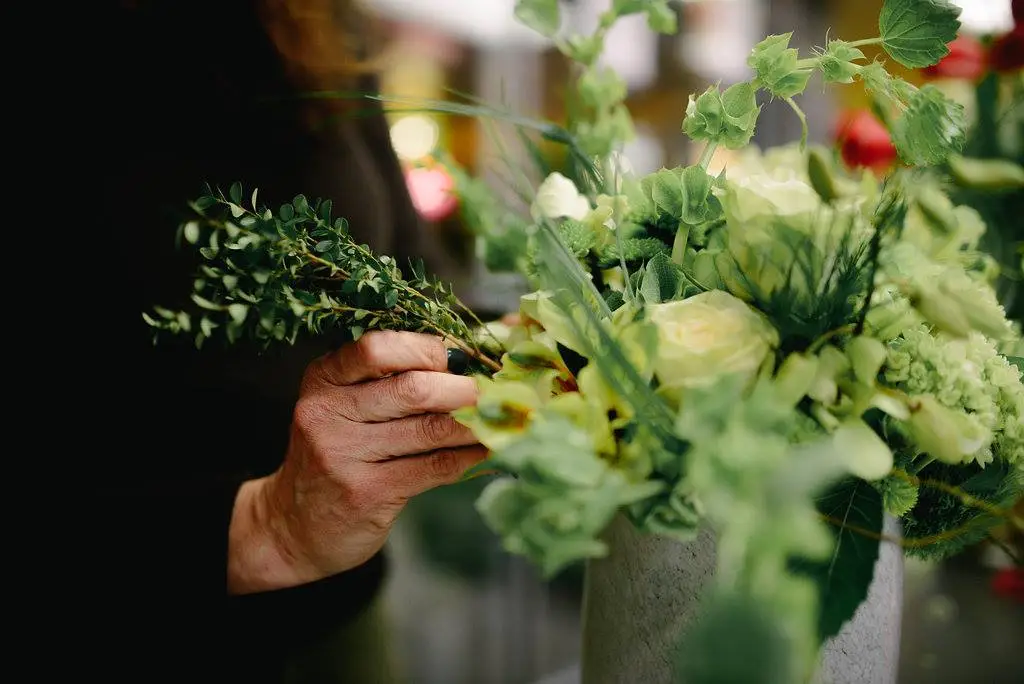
[879,0,961,69]
[791,478,883,643]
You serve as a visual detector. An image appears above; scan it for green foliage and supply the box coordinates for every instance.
[514,0,560,37]
[878,0,962,69]
[791,478,883,643]
[818,41,867,85]
[682,83,761,150]
[900,459,1023,561]
[748,33,814,99]
[675,593,804,684]
[144,185,496,364]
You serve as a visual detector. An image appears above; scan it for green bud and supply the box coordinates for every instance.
[948,155,1024,192]
[773,352,819,407]
[847,336,888,385]
[907,395,989,465]
[807,147,843,203]
[748,33,813,99]
[832,419,894,481]
[818,40,865,84]
[906,283,972,338]
[808,345,850,406]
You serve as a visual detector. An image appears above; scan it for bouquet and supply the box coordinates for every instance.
[147,0,1023,680]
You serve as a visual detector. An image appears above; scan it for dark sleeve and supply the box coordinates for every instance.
[59,2,397,672]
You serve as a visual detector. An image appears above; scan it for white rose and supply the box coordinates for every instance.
[647,290,780,390]
[532,172,591,222]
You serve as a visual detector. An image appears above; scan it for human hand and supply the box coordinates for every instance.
[227,331,485,594]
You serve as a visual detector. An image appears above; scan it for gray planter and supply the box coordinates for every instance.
[577,514,904,684]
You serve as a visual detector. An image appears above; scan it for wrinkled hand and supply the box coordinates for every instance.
[228,331,485,594]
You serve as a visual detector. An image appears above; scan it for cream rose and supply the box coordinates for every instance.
[647,290,780,390]
[532,172,591,222]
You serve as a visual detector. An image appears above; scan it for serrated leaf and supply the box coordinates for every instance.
[514,0,560,37]
[892,84,966,166]
[879,0,962,69]
[639,252,682,304]
[791,478,883,643]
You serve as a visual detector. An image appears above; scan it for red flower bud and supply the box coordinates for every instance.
[989,26,1024,73]
[922,35,988,80]
[834,110,898,174]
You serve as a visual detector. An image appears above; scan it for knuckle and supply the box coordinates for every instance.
[353,332,392,370]
[292,396,328,435]
[417,413,457,446]
[429,449,462,481]
[391,371,435,410]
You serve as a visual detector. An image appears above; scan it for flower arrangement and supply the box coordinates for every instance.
[146,0,1023,680]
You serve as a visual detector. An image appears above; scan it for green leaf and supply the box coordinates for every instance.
[680,165,713,224]
[1008,357,1024,374]
[819,40,865,84]
[644,2,677,34]
[279,203,294,221]
[319,199,333,223]
[384,289,400,309]
[792,478,883,643]
[183,221,201,245]
[228,303,249,325]
[229,182,243,205]
[578,67,627,109]
[879,0,962,68]
[514,0,560,37]
[314,240,334,253]
[748,33,813,99]
[892,84,966,166]
[250,187,259,210]
[639,252,682,304]
[648,168,684,219]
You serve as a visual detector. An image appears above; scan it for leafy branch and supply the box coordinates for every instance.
[144,183,503,372]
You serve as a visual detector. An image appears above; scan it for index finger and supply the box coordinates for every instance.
[308,331,448,388]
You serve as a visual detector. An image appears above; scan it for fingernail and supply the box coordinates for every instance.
[459,468,500,482]
[447,348,471,375]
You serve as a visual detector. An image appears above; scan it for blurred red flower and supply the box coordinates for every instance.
[922,35,988,80]
[834,110,897,174]
[989,26,1024,73]
[991,568,1024,603]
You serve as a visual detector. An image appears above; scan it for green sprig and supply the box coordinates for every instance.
[145,183,502,371]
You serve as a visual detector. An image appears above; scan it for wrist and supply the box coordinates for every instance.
[226,475,319,595]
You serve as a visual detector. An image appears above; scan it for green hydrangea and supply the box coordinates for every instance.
[884,327,1024,466]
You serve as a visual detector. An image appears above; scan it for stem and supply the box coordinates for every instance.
[785,96,809,151]
[848,37,883,48]
[987,534,1023,567]
[698,141,719,170]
